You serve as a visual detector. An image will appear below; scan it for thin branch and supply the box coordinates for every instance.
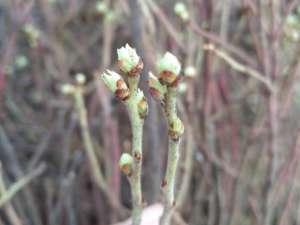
[0,163,46,208]
[203,43,274,91]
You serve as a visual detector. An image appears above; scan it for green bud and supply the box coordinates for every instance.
[61,84,75,95]
[184,66,196,78]
[178,82,187,94]
[101,70,124,92]
[286,14,299,27]
[148,72,167,101]
[23,23,40,47]
[158,52,181,86]
[75,73,86,85]
[169,117,184,140]
[174,2,189,22]
[292,29,300,41]
[101,70,130,100]
[117,44,142,75]
[136,89,148,119]
[119,153,134,176]
[158,52,181,75]
[15,55,29,70]
[96,1,108,14]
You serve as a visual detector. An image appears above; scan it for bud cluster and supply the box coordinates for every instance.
[149,52,182,102]
[101,44,146,102]
[100,45,184,224]
[148,52,184,140]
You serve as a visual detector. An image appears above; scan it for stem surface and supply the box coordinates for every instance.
[126,77,144,225]
[160,87,182,225]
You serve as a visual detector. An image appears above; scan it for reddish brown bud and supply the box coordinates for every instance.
[115,79,130,100]
[159,71,180,86]
[161,179,167,188]
[134,151,142,161]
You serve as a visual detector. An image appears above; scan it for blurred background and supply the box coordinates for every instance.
[1,0,300,225]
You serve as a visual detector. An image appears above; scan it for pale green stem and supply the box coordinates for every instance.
[73,88,122,211]
[160,87,182,225]
[74,89,107,191]
[125,76,144,225]
[203,44,274,91]
[0,165,23,225]
[0,163,45,207]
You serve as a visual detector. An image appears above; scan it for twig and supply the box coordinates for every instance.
[0,163,46,208]
[176,102,194,209]
[125,78,145,225]
[101,44,147,225]
[160,88,183,225]
[188,20,256,67]
[71,84,122,213]
[145,0,184,49]
[0,164,23,225]
[148,53,184,225]
[203,43,274,91]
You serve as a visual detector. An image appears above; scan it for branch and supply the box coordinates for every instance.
[101,44,147,225]
[148,52,184,225]
[203,44,274,92]
[0,163,46,208]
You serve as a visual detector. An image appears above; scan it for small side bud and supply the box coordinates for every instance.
[158,52,181,86]
[174,2,189,22]
[60,84,75,95]
[117,44,143,76]
[22,23,40,48]
[15,55,29,70]
[75,73,86,85]
[101,70,130,100]
[95,1,108,14]
[136,89,148,119]
[184,66,196,78]
[119,153,133,176]
[168,117,184,141]
[178,82,187,94]
[286,14,299,27]
[148,72,167,101]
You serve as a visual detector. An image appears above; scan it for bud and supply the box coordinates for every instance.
[184,66,196,78]
[75,73,86,85]
[174,2,189,22]
[148,72,167,101]
[96,1,108,14]
[61,84,75,95]
[101,70,130,100]
[158,52,181,86]
[119,153,133,176]
[291,30,300,41]
[15,55,29,70]
[117,44,143,76]
[23,23,40,47]
[136,89,148,119]
[178,82,187,94]
[168,117,184,141]
[286,14,299,27]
